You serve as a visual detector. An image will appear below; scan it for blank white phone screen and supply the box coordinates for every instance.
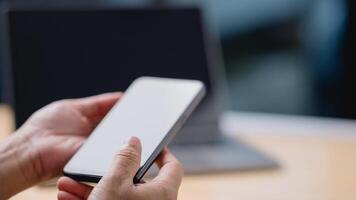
[64,77,204,176]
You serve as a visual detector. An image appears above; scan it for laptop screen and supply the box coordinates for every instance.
[8,8,214,126]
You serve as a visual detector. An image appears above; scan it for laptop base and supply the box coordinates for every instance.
[147,137,278,176]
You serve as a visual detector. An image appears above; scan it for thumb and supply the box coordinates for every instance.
[104,136,142,185]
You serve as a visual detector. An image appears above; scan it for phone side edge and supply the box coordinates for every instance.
[133,83,206,183]
[63,171,102,183]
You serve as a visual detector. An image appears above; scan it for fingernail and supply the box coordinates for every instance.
[124,136,135,144]
[120,136,135,150]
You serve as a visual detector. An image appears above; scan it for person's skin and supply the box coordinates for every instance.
[0,92,121,199]
[57,137,184,200]
[0,92,183,200]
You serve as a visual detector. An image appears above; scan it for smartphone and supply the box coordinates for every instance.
[63,77,205,183]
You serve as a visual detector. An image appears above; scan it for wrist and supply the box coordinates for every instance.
[0,129,42,199]
[18,126,45,179]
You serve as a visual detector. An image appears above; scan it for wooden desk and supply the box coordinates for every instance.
[0,105,15,140]
[1,104,356,200]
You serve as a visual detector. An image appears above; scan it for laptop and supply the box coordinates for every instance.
[3,7,277,173]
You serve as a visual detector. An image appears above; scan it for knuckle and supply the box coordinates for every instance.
[158,184,177,200]
[51,99,72,110]
[118,146,139,160]
[90,184,125,200]
[115,147,140,166]
[175,161,184,174]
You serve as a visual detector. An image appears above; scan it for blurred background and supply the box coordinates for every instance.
[1,1,355,199]
[1,0,355,119]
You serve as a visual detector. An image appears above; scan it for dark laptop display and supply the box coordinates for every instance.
[8,9,213,127]
[7,8,277,173]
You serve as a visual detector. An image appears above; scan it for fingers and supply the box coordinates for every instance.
[56,146,182,200]
[62,136,86,156]
[81,138,141,200]
[57,177,93,199]
[152,148,184,189]
[104,136,142,185]
[57,191,82,200]
[134,149,183,199]
[74,92,122,117]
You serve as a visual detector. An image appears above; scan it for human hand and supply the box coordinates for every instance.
[0,92,121,199]
[57,137,184,200]
[21,92,122,181]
